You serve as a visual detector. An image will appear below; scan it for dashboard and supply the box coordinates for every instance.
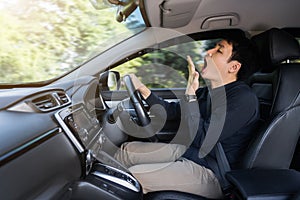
[55,103,102,154]
[0,75,140,200]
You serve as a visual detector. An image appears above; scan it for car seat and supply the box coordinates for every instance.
[241,28,300,169]
[144,28,300,200]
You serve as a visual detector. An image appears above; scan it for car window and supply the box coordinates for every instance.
[0,0,145,84]
[114,39,220,90]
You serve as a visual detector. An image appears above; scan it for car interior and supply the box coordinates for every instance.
[1,0,300,200]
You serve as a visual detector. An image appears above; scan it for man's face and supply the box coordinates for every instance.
[200,40,235,82]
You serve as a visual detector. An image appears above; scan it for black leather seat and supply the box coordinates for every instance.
[144,28,300,200]
[248,28,300,121]
[226,28,300,199]
[242,28,300,169]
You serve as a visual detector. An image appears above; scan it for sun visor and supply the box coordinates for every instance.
[159,0,201,28]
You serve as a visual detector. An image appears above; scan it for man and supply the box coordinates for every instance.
[114,36,260,199]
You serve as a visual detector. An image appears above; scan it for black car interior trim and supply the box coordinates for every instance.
[0,127,60,167]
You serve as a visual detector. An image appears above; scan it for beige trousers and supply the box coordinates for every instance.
[114,142,223,199]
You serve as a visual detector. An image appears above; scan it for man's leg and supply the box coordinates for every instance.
[114,142,186,167]
[129,158,223,199]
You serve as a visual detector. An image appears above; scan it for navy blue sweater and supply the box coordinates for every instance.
[145,81,260,171]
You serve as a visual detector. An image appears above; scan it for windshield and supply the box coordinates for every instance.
[0,0,145,84]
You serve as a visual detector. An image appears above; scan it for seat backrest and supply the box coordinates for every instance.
[248,28,300,121]
[241,28,300,169]
[247,71,277,121]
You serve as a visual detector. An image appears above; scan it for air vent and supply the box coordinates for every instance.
[31,94,59,112]
[30,90,71,112]
[55,91,71,105]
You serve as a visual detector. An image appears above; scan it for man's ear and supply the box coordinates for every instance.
[229,61,241,73]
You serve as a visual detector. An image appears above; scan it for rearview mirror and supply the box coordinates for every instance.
[89,0,138,22]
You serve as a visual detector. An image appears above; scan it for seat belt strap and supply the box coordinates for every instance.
[198,87,227,158]
[215,142,231,190]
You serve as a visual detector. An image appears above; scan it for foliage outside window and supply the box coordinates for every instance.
[0,0,145,84]
[114,39,219,89]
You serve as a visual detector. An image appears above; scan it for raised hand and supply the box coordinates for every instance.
[185,55,199,95]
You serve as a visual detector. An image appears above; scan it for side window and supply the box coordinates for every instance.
[113,39,220,89]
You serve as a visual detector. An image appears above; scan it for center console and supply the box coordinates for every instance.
[67,163,142,200]
[55,103,142,200]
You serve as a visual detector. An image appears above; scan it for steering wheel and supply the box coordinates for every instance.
[123,75,151,126]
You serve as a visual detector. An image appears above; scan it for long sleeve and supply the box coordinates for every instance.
[183,81,260,170]
[145,92,181,121]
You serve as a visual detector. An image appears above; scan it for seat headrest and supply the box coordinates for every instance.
[251,28,300,72]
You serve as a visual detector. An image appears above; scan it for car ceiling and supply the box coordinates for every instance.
[57,0,300,83]
[142,0,300,35]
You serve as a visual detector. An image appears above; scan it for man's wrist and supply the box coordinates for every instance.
[185,94,197,102]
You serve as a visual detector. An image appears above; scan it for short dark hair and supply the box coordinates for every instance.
[223,36,259,80]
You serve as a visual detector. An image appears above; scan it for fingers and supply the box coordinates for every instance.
[190,70,199,86]
[126,74,151,98]
[193,70,199,81]
[187,55,197,85]
[128,73,137,80]
[128,74,143,89]
[186,56,200,95]
[187,55,196,74]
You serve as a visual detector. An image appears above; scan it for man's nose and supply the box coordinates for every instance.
[206,48,215,56]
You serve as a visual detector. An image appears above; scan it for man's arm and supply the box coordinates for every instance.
[129,74,181,120]
[129,56,200,120]
[129,74,151,99]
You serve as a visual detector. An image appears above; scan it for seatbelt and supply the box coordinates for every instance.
[198,86,226,158]
[215,142,231,190]
[198,88,231,191]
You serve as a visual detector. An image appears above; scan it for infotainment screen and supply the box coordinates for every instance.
[55,103,102,153]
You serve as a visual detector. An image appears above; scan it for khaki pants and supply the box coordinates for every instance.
[114,142,223,199]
